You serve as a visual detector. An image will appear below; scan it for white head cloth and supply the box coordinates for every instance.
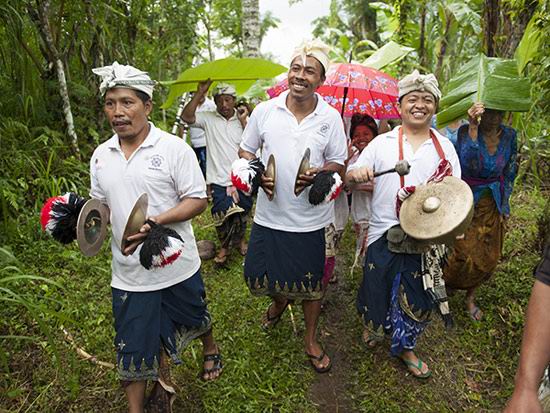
[92,61,155,98]
[213,83,237,97]
[290,39,331,73]
[398,69,441,101]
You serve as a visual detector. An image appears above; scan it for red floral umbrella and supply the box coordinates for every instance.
[267,63,400,119]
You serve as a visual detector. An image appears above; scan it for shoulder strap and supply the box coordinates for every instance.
[398,127,446,187]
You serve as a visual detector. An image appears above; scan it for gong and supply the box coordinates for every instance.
[121,193,148,251]
[400,176,474,245]
[76,198,109,257]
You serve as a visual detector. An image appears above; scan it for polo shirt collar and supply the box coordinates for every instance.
[275,90,328,116]
[107,122,161,150]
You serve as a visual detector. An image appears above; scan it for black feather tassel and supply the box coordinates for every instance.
[139,220,185,270]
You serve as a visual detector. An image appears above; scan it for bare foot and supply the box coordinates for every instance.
[214,247,229,265]
[238,239,248,256]
[362,329,379,348]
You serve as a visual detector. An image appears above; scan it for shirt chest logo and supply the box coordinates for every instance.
[149,154,164,170]
[317,123,330,137]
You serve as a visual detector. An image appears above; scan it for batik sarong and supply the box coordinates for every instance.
[210,183,253,249]
[357,236,434,355]
[112,270,211,381]
[443,194,504,290]
[244,223,325,300]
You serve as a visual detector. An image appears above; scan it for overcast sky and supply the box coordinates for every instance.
[260,0,331,65]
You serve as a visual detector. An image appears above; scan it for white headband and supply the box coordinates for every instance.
[290,39,330,73]
[398,69,441,101]
[92,61,155,98]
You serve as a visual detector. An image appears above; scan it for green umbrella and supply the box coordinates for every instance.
[436,53,531,128]
[160,57,287,109]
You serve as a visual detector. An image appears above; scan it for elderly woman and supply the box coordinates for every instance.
[444,102,518,321]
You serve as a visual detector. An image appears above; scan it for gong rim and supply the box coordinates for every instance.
[294,148,310,196]
[76,198,109,257]
[400,176,474,243]
[120,193,148,251]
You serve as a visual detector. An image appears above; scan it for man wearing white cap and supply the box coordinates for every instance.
[238,39,347,373]
[90,62,222,412]
[346,70,461,379]
[182,81,250,265]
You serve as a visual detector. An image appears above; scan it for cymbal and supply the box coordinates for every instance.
[400,176,474,245]
[265,154,276,201]
[76,198,109,257]
[294,148,310,196]
[121,193,148,251]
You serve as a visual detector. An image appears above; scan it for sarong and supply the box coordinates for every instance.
[443,194,504,290]
[244,223,325,300]
[357,235,434,355]
[112,270,211,381]
[211,183,253,249]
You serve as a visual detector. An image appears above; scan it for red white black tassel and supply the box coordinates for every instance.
[230,158,265,196]
[139,220,185,270]
[308,171,343,206]
[40,192,87,244]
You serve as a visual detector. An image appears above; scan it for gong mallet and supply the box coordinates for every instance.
[373,160,411,178]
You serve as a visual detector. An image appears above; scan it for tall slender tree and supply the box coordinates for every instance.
[242,0,260,58]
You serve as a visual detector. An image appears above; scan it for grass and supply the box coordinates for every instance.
[0,188,547,412]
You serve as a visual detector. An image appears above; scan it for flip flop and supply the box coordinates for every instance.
[305,349,332,373]
[467,305,482,321]
[399,357,431,379]
[261,301,289,330]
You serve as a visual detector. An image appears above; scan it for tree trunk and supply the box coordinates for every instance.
[500,0,538,58]
[242,0,260,58]
[32,0,80,157]
[419,0,427,69]
[484,0,499,57]
[435,10,452,78]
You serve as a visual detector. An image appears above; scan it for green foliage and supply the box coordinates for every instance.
[437,53,531,127]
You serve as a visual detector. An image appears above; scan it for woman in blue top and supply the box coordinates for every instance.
[443,102,518,321]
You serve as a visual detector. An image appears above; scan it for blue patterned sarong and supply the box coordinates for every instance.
[357,235,434,354]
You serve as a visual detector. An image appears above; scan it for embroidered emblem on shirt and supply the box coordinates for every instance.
[149,154,164,170]
[317,123,330,136]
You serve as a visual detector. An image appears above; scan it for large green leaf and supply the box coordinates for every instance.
[514,14,542,74]
[436,53,531,127]
[160,58,287,108]
[362,41,413,70]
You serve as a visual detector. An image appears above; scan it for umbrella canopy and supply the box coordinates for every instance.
[267,63,400,119]
[161,58,287,109]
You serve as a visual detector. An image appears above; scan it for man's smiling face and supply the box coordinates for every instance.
[398,91,437,128]
[287,56,325,101]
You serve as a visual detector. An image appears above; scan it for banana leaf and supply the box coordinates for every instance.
[436,53,531,128]
[362,41,414,70]
[160,58,287,109]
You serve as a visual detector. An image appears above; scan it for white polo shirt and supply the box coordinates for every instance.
[192,110,243,186]
[348,126,461,245]
[90,123,206,292]
[188,98,216,148]
[240,91,347,232]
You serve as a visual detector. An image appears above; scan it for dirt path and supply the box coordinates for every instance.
[308,257,357,413]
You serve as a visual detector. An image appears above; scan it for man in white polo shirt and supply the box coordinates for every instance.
[238,39,347,373]
[346,70,461,379]
[182,82,250,265]
[188,93,216,178]
[90,62,222,413]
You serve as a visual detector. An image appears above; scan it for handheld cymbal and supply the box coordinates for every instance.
[121,193,148,251]
[265,154,276,201]
[76,198,109,257]
[294,148,311,196]
[400,176,474,245]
